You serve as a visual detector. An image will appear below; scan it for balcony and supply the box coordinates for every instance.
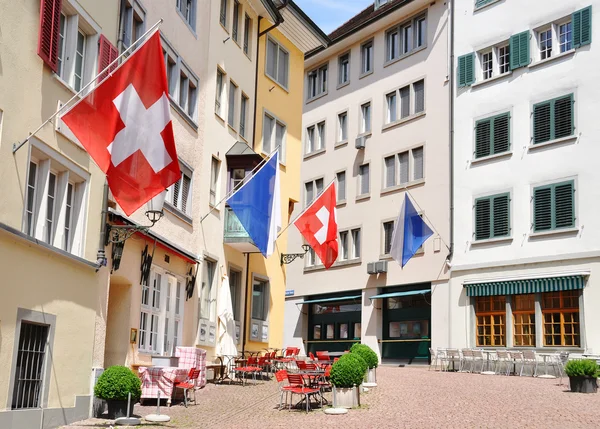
[224,206,259,253]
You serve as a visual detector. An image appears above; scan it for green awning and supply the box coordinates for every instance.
[464,276,586,297]
[300,295,362,305]
[369,289,431,300]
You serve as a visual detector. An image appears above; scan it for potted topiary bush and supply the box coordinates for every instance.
[350,343,379,387]
[564,359,599,393]
[330,353,367,408]
[94,366,142,419]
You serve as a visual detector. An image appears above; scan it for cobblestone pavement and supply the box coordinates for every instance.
[62,366,600,429]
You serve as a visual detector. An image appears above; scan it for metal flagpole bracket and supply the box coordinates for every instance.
[280,245,311,266]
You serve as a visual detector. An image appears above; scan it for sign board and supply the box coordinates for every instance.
[285,290,294,297]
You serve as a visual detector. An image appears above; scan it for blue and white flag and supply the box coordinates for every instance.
[390,193,434,267]
[226,151,281,257]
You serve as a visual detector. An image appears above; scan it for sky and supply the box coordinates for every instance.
[295,0,375,35]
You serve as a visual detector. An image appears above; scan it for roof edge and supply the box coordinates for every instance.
[260,0,284,24]
[284,0,330,48]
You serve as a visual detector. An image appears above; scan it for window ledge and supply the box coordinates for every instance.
[306,92,328,105]
[304,148,326,160]
[356,194,370,202]
[470,236,513,246]
[474,0,503,12]
[220,22,229,34]
[164,202,193,225]
[529,227,579,239]
[335,140,348,149]
[383,45,427,68]
[529,49,575,70]
[208,202,221,213]
[264,73,289,93]
[359,70,374,80]
[169,97,198,131]
[357,131,372,139]
[471,151,512,165]
[380,178,425,196]
[53,74,79,96]
[528,135,577,151]
[227,123,238,134]
[304,258,361,273]
[336,199,347,207]
[215,111,226,123]
[382,111,426,131]
[239,134,249,144]
[337,81,350,90]
[176,10,198,38]
[471,71,512,88]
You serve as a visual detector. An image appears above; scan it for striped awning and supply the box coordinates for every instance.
[464,276,586,297]
[299,295,362,305]
[369,289,431,300]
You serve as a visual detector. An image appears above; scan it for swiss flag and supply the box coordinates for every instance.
[294,182,338,269]
[62,32,180,216]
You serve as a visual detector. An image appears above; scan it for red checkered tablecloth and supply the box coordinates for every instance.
[138,366,189,400]
[175,346,207,388]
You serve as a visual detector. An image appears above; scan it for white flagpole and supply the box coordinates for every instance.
[12,19,164,154]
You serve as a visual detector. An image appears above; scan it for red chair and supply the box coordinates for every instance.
[296,360,308,370]
[275,369,297,410]
[287,373,321,413]
[316,351,330,364]
[174,368,200,407]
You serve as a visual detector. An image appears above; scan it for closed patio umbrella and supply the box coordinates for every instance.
[217,273,238,358]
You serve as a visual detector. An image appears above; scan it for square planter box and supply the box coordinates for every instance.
[332,385,360,408]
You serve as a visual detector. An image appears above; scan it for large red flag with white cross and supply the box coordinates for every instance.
[62,31,180,216]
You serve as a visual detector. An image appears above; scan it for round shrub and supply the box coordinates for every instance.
[565,359,599,378]
[94,366,142,401]
[330,353,367,388]
[350,343,379,369]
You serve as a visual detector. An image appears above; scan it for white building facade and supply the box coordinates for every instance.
[442,0,599,354]
[284,0,450,364]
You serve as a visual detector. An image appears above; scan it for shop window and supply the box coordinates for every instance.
[475,296,506,346]
[513,294,535,347]
[542,290,580,347]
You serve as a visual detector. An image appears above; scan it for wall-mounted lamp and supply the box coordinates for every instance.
[105,191,166,245]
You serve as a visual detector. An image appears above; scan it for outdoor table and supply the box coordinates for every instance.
[481,350,496,375]
[326,351,348,357]
[537,353,557,379]
[138,366,189,406]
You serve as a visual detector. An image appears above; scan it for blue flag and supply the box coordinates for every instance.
[390,193,434,267]
[226,151,281,257]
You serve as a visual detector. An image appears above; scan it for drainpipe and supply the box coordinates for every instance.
[448,0,455,348]
[97,181,109,269]
[242,252,250,355]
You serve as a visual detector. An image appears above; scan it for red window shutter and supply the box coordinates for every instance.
[97,35,119,82]
[37,0,63,72]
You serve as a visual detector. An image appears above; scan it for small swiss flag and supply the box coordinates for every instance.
[62,32,181,216]
[294,182,338,269]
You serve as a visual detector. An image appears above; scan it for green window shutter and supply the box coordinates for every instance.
[573,6,592,48]
[458,55,466,87]
[475,119,491,158]
[475,0,494,8]
[475,198,491,240]
[533,101,551,144]
[554,94,574,139]
[510,31,529,69]
[458,53,475,87]
[492,113,510,154]
[492,194,510,237]
[554,182,575,229]
[533,186,552,232]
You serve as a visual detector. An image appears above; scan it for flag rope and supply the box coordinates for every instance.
[12,19,164,154]
[405,190,451,252]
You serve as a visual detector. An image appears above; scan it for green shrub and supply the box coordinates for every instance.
[330,353,367,388]
[564,359,600,378]
[350,343,379,369]
[94,366,142,401]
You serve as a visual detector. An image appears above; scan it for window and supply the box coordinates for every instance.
[498,45,510,74]
[475,112,510,158]
[305,121,325,154]
[231,168,245,192]
[24,147,88,256]
[305,245,321,267]
[383,146,424,189]
[358,163,370,196]
[263,113,286,161]
[338,52,350,85]
[243,14,251,55]
[539,28,552,60]
[360,40,373,75]
[177,0,196,30]
[200,259,216,321]
[542,290,580,347]
[474,193,510,241]
[386,14,427,62]
[167,162,193,215]
[533,94,574,144]
[559,22,573,53]
[337,112,348,142]
[228,80,237,127]
[120,0,145,52]
[375,0,389,9]
[240,93,248,138]
[513,294,535,347]
[482,50,493,79]
[386,79,425,124]
[232,0,240,43]
[177,65,198,120]
[361,102,371,133]
[351,228,361,258]
[252,278,269,321]
[11,322,49,409]
[339,231,349,260]
[533,180,575,232]
[383,221,394,254]
[209,157,220,207]
[307,64,328,100]
[219,0,227,27]
[229,268,242,321]
[336,171,346,202]
[215,69,225,116]
[458,53,475,87]
[266,37,289,88]
[475,296,506,346]
[164,50,177,97]
[305,178,324,207]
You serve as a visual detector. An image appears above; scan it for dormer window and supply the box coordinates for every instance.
[375,0,389,10]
